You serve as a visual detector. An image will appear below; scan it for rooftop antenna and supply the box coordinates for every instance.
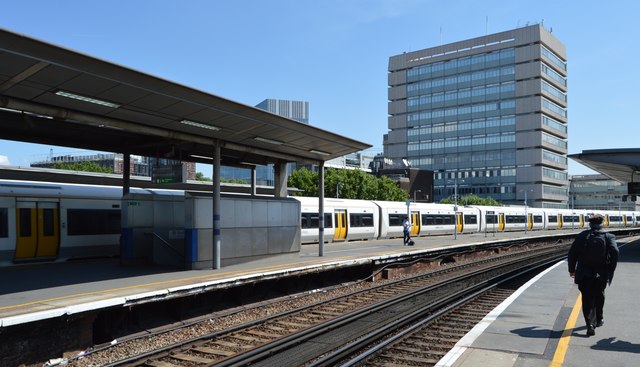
[486,15,488,35]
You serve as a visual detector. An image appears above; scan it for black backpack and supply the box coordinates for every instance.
[581,230,608,267]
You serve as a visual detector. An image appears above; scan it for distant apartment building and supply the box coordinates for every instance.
[386,24,568,208]
[570,174,640,211]
[31,153,196,180]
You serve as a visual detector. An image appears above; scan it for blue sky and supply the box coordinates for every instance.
[0,0,638,177]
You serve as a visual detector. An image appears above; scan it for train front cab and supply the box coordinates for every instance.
[14,200,60,261]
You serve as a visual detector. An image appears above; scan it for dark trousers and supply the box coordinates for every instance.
[403,231,410,244]
[578,277,607,326]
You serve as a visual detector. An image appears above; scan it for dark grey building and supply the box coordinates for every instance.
[386,24,568,208]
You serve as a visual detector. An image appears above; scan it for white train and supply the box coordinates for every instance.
[1,179,638,263]
[0,179,182,263]
[294,196,640,244]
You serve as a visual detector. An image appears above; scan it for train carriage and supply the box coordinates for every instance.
[296,196,379,243]
[2,179,640,265]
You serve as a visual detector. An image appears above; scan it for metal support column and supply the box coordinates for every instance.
[318,161,325,257]
[250,166,257,196]
[213,140,221,269]
[273,160,288,197]
[122,152,130,196]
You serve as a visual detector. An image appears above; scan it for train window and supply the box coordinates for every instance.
[19,208,31,236]
[324,213,332,228]
[67,209,120,235]
[0,208,7,238]
[534,215,543,223]
[464,215,477,224]
[389,214,404,227]
[563,215,580,223]
[42,209,55,236]
[485,214,497,224]
[302,213,332,229]
[548,215,557,223]
[609,216,622,222]
[350,213,374,227]
[422,214,455,225]
[506,215,526,224]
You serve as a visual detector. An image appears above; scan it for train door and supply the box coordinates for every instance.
[456,212,463,233]
[527,213,533,231]
[410,211,420,236]
[579,214,585,228]
[558,215,564,229]
[15,201,59,260]
[333,209,347,241]
[604,214,610,228]
[498,213,506,232]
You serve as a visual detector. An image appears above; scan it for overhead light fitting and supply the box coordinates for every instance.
[254,137,284,145]
[180,119,221,131]
[309,149,330,156]
[189,154,213,160]
[55,90,120,108]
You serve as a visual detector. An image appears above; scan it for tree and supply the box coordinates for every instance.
[53,161,112,173]
[288,167,408,201]
[440,194,502,206]
[195,172,212,181]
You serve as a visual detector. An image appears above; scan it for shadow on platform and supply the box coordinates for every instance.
[0,258,180,295]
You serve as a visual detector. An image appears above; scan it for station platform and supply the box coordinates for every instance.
[1,230,638,367]
[441,236,640,367]
[0,229,578,326]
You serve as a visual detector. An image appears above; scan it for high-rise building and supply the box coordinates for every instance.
[218,99,310,186]
[386,24,568,208]
[256,99,309,124]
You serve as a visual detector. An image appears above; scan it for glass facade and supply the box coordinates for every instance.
[387,25,569,207]
[405,48,520,202]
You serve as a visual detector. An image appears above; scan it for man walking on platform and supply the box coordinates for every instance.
[402,216,412,246]
[568,214,619,336]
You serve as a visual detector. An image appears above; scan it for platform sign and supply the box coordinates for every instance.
[628,182,640,195]
[151,164,184,184]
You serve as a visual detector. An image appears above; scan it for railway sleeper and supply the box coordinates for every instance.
[192,346,235,356]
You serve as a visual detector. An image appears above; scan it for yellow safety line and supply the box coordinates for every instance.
[0,263,299,311]
[0,256,357,312]
[550,293,582,367]
[1,248,409,313]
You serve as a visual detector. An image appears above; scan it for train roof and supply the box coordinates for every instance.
[0,179,184,199]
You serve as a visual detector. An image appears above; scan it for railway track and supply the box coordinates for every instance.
[72,241,568,367]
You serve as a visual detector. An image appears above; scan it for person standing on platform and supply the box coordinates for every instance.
[568,213,619,336]
[402,216,412,246]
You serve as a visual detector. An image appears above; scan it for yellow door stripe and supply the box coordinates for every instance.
[550,293,582,367]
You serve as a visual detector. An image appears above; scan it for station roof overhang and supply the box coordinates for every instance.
[568,149,640,183]
[0,28,371,168]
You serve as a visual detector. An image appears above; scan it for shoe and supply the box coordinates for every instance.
[587,325,595,336]
[596,319,604,327]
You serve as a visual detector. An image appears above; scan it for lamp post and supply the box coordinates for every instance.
[336,183,343,198]
[453,178,458,240]
[520,189,532,233]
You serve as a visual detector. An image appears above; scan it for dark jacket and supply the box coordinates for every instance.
[568,227,619,284]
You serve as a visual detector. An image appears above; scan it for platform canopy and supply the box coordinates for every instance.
[0,28,371,167]
[568,149,640,183]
